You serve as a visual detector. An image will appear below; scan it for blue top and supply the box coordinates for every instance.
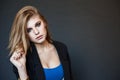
[43,64,64,80]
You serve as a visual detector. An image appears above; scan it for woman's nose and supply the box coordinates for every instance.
[33,28,39,35]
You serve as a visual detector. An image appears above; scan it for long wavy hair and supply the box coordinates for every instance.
[8,6,52,55]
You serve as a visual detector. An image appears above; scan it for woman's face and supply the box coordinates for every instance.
[26,15,47,44]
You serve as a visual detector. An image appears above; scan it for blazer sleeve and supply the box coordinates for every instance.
[64,45,74,80]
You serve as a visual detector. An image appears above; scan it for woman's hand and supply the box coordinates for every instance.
[10,48,28,80]
[10,48,26,69]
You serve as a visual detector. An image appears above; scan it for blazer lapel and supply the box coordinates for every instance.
[26,43,45,80]
[53,41,71,80]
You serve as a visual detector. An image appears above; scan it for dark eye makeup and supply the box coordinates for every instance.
[35,21,41,27]
[27,28,32,33]
[27,21,41,33]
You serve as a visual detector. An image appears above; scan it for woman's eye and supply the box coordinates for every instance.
[27,28,32,33]
[35,22,41,27]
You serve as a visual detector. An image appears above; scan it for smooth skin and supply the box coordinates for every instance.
[10,15,60,80]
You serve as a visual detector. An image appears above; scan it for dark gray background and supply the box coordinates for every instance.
[0,0,120,80]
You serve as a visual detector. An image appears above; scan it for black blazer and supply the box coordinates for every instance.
[13,41,73,80]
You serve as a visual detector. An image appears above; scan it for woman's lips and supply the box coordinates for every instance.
[36,35,43,40]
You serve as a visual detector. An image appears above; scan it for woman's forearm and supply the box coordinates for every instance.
[17,67,29,80]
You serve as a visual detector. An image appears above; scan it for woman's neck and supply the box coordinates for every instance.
[34,40,52,55]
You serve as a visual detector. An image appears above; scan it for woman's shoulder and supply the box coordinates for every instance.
[52,40,70,61]
[52,40,67,48]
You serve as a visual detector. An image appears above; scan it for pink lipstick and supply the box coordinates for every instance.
[36,35,43,40]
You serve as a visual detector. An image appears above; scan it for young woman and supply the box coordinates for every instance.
[8,6,73,80]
